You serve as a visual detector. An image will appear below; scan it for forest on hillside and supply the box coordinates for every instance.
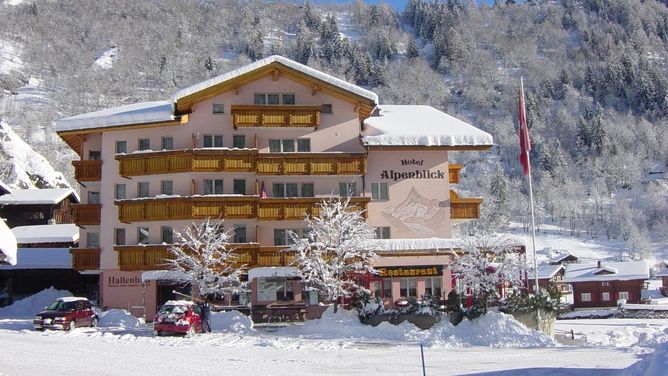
[0,0,666,260]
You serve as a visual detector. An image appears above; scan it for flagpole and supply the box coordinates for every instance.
[519,77,540,296]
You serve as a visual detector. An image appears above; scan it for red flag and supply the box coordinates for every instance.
[518,79,531,176]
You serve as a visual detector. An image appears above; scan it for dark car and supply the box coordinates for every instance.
[33,297,98,331]
[153,300,202,336]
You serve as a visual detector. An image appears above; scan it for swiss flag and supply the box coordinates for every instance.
[518,79,531,176]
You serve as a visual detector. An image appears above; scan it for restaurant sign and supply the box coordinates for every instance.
[375,265,443,278]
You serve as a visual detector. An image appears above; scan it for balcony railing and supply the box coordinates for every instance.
[70,248,100,270]
[115,244,295,270]
[449,164,463,184]
[257,153,366,175]
[231,105,321,128]
[72,160,102,182]
[117,149,257,177]
[72,204,101,225]
[117,196,370,222]
[117,196,257,222]
[257,197,370,221]
[450,190,482,220]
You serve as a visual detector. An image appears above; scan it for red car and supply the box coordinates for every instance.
[33,297,99,331]
[153,300,202,336]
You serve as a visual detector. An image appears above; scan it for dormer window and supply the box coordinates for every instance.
[212,103,225,114]
[254,93,294,105]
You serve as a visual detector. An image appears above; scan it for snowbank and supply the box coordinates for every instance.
[210,310,254,334]
[98,309,141,329]
[0,287,71,318]
[279,308,554,348]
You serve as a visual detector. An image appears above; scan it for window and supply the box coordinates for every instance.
[233,179,246,195]
[601,281,609,287]
[321,104,332,114]
[268,139,295,153]
[212,103,225,114]
[282,139,294,152]
[161,137,174,150]
[233,135,245,149]
[234,226,247,243]
[383,281,392,299]
[602,292,610,301]
[115,184,126,200]
[88,151,101,160]
[581,293,592,302]
[203,135,223,148]
[161,180,173,195]
[161,226,173,244]
[425,277,442,298]
[301,183,314,198]
[257,278,294,301]
[272,183,298,198]
[400,279,417,297]
[339,182,356,197]
[274,229,288,246]
[115,141,127,154]
[297,139,311,152]
[114,228,125,246]
[138,138,150,151]
[204,179,224,195]
[137,182,150,198]
[618,291,629,300]
[375,227,390,239]
[86,232,100,248]
[138,227,149,244]
[282,94,295,105]
[371,183,389,200]
[87,191,100,205]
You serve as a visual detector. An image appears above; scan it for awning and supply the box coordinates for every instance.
[140,270,191,283]
[248,267,300,280]
[0,248,71,270]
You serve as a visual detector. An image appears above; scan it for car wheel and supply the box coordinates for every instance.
[90,317,98,327]
[68,320,76,331]
[154,330,162,337]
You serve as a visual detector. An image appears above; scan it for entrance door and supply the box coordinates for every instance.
[156,281,191,314]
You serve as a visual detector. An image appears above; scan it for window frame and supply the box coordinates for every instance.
[137,227,150,245]
[114,228,126,246]
[161,136,174,151]
[115,140,127,154]
[204,179,224,195]
[138,138,150,151]
[321,104,333,114]
[212,103,225,114]
[233,225,247,243]
[581,292,592,302]
[371,182,389,200]
[87,191,100,205]
[115,184,126,200]
[203,134,224,148]
[137,182,150,198]
[297,139,311,152]
[86,232,100,248]
[161,226,173,244]
[375,227,391,239]
[233,179,246,195]
[233,134,246,149]
[339,182,357,197]
[160,180,173,195]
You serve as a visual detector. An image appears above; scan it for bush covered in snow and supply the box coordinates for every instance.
[0,287,71,318]
[209,310,254,334]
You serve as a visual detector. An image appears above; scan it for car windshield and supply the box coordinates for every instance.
[46,301,77,311]
[159,304,188,315]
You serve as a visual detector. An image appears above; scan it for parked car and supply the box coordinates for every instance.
[34,297,99,331]
[153,300,202,336]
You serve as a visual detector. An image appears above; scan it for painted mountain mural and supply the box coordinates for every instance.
[381,187,448,236]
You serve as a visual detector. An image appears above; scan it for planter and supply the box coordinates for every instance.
[360,312,442,330]
[510,309,556,337]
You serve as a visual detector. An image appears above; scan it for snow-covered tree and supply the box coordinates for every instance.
[166,218,245,299]
[289,197,376,313]
[453,235,526,313]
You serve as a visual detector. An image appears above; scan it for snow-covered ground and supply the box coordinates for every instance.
[0,288,666,375]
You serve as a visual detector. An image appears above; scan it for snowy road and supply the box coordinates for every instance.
[0,327,643,376]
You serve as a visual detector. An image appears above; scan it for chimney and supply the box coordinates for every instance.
[597,260,602,268]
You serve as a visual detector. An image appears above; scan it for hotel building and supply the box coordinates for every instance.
[56,56,493,318]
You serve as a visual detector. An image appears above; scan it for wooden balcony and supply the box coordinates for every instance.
[116,149,257,177]
[257,197,370,221]
[257,153,366,175]
[115,244,296,270]
[450,190,482,220]
[72,204,101,225]
[449,164,463,184]
[117,196,257,222]
[70,248,100,270]
[72,160,102,182]
[231,105,320,129]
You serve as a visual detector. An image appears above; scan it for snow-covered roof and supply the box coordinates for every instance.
[172,55,378,105]
[0,181,11,195]
[366,237,526,252]
[656,268,668,277]
[0,219,17,265]
[548,252,578,264]
[536,264,564,279]
[248,267,300,280]
[0,247,72,270]
[362,105,494,147]
[57,297,89,303]
[0,188,78,205]
[55,100,175,132]
[141,270,191,283]
[564,261,649,283]
[11,224,79,244]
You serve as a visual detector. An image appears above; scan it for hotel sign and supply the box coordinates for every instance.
[375,265,443,278]
[380,159,446,181]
